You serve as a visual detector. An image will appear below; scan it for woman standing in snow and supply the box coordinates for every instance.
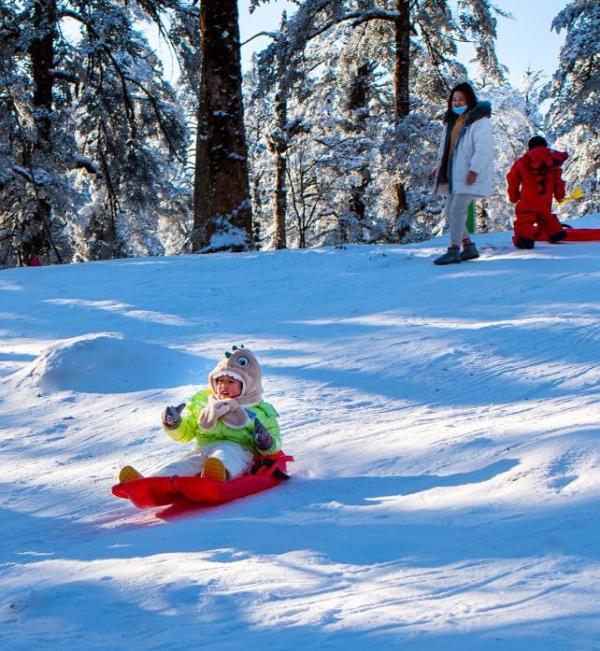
[432,82,495,265]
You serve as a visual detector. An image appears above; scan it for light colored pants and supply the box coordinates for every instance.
[152,442,254,478]
[446,193,473,247]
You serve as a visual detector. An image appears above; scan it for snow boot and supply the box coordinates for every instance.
[202,458,229,482]
[119,465,143,483]
[548,230,567,244]
[460,242,479,261]
[514,236,534,249]
[434,246,461,265]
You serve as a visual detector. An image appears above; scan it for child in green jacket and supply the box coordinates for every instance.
[119,346,280,482]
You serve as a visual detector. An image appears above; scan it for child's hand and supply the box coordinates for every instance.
[198,398,233,430]
[221,402,250,429]
[252,418,274,451]
[212,399,233,417]
[162,403,186,429]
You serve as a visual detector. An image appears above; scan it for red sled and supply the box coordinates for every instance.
[111,451,294,509]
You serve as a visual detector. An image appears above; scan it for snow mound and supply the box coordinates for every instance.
[14,332,200,394]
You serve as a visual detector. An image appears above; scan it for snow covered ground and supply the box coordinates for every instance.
[2,217,600,650]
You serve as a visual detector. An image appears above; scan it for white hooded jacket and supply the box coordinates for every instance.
[434,101,495,198]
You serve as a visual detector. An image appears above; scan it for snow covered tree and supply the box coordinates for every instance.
[520,67,544,134]
[0,0,190,268]
[334,30,378,244]
[342,0,505,235]
[0,0,77,266]
[246,1,346,249]
[544,0,600,215]
[249,12,294,250]
[73,2,190,260]
[191,0,253,253]
[246,0,506,248]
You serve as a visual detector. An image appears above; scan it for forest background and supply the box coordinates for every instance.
[1,0,598,268]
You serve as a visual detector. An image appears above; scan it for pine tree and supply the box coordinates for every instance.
[520,67,544,134]
[342,0,505,237]
[0,0,190,267]
[335,28,377,244]
[191,0,253,253]
[544,1,600,215]
[245,1,346,249]
[0,0,76,266]
[246,0,506,248]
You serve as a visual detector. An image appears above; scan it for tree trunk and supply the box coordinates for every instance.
[192,104,212,249]
[22,0,57,265]
[343,62,371,243]
[272,43,288,250]
[393,0,410,123]
[192,0,253,252]
[393,0,410,235]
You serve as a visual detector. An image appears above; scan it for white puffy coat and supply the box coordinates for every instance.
[434,101,495,198]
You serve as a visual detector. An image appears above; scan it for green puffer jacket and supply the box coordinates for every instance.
[163,388,281,456]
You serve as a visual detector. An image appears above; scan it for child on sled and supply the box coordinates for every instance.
[119,346,280,483]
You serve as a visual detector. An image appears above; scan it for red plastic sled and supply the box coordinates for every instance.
[112,451,294,509]
[533,225,600,242]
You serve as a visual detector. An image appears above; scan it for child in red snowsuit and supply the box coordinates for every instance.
[507,136,568,249]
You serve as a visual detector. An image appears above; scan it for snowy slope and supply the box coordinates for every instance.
[1,218,600,650]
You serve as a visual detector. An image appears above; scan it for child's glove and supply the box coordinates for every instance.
[212,399,232,417]
[221,401,251,429]
[252,417,274,451]
[198,397,232,430]
[162,403,186,429]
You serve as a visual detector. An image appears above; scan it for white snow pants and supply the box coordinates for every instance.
[446,193,473,247]
[152,442,254,479]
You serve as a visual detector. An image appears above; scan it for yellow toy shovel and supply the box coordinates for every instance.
[558,186,584,206]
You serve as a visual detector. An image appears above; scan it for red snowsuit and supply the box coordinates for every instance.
[507,146,567,247]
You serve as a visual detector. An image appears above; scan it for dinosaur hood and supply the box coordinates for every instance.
[209,346,263,406]
[526,146,568,171]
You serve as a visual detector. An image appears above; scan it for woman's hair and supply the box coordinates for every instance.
[446,82,478,114]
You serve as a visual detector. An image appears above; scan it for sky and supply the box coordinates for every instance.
[2,211,600,649]
[237,0,569,88]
